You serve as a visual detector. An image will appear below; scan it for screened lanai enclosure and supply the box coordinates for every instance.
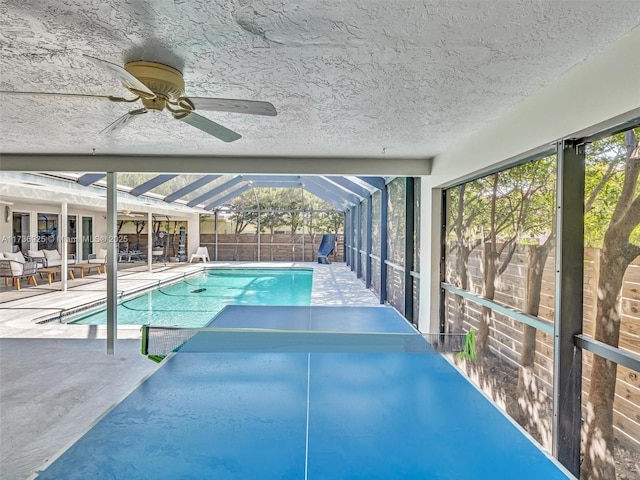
[111,174,354,264]
[434,125,640,480]
[1,122,640,479]
[3,1,640,478]
[0,172,423,312]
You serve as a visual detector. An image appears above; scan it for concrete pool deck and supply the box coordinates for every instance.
[0,262,381,479]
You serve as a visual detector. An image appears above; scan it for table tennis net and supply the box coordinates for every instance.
[141,325,466,361]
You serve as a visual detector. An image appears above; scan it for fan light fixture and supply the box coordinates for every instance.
[109,61,189,116]
[83,55,277,143]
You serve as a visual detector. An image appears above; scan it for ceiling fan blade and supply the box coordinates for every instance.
[189,97,277,116]
[100,108,147,135]
[179,112,241,143]
[84,55,156,99]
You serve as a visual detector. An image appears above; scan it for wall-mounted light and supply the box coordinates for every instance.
[4,205,10,223]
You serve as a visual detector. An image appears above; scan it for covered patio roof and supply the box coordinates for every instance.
[2,172,388,213]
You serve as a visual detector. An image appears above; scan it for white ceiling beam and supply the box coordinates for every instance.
[0,155,432,176]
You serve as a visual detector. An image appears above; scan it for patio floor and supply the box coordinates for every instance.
[0,262,380,479]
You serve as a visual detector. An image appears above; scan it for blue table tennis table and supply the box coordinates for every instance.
[35,306,573,479]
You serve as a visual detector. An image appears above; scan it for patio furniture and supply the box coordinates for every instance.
[0,252,38,290]
[69,263,101,278]
[27,249,76,267]
[118,249,144,262]
[38,266,76,285]
[189,246,210,263]
[129,251,145,261]
[88,249,108,272]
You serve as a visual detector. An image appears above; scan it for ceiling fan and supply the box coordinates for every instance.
[3,55,277,142]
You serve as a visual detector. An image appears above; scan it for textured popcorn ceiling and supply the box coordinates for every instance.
[1,0,639,158]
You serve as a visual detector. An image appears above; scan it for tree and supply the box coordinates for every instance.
[582,128,640,480]
[313,211,343,235]
[477,162,550,356]
[117,174,203,198]
[446,164,548,353]
[132,220,146,250]
[303,198,344,260]
[446,156,557,440]
[222,187,344,261]
[253,189,287,235]
[227,194,258,235]
[225,195,258,260]
[446,181,491,332]
[512,157,556,443]
[386,179,406,267]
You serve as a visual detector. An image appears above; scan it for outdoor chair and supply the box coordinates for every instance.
[189,246,210,263]
[88,248,108,271]
[27,249,76,267]
[0,251,38,290]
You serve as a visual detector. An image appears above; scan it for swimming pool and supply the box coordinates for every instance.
[70,268,313,327]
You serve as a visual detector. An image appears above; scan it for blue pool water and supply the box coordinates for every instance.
[70,268,313,327]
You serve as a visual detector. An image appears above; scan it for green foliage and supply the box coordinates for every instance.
[371,191,382,255]
[387,179,406,264]
[223,187,344,234]
[457,329,477,361]
[116,173,157,188]
[446,155,556,257]
[117,174,206,197]
[447,127,639,253]
[312,211,344,234]
[585,128,640,247]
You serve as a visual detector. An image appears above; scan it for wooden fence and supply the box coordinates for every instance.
[109,231,344,263]
[446,246,640,449]
[200,233,344,263]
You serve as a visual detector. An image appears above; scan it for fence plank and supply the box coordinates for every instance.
[446,245,640,449]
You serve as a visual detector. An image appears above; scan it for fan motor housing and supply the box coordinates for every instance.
[124,61,185,110]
